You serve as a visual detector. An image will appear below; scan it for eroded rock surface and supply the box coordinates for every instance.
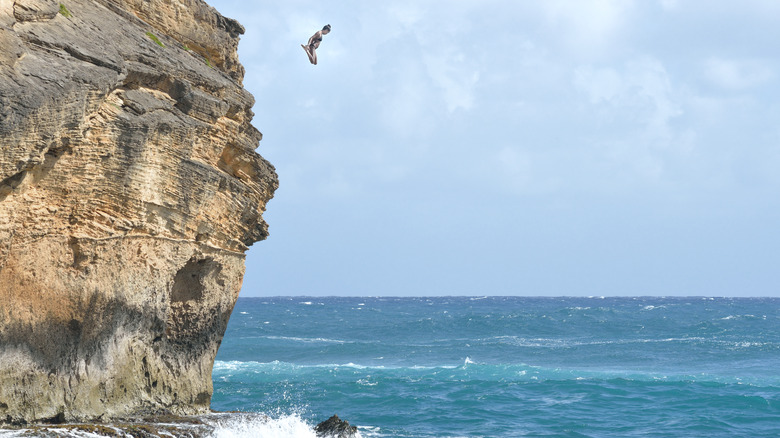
[315,415,359,438]
[0,0,278,424]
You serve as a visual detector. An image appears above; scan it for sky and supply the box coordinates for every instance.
[206,0,780,297]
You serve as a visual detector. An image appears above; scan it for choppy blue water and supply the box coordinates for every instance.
[212,297,780,437]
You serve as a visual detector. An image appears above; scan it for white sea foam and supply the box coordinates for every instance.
[265,335,349,344]
[0,432,50,438]
[214,360,480,374]
[338,362,372,369]
[487,335,719,349]
[0,414,367,438]
[206,413,320,438]
[721,314,760,320]
[358,425,382,437]
[357,378,378,386]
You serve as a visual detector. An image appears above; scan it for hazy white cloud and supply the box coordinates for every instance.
[423,51,480,113]
[539,0,635,57]
[575,57,681,135]
[207,0,780,296]
[372,3,482,115]
[573,57,690,187]
[386,3,424,28]
[573,67,622,104]
[375,52,436,136]
[704,58,774,90]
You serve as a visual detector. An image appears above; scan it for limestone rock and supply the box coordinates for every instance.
[0,0,278,424]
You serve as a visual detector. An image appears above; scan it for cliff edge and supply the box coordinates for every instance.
[0,0,278,424]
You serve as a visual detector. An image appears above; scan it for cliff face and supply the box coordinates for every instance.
[0,0,278,424]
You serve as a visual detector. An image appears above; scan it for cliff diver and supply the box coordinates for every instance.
[302,24,331,65]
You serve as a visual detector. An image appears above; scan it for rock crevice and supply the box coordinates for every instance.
[0,0,277,424]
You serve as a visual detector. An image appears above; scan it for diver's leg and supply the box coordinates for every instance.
[311,42,320,65]
[303,44,315,63]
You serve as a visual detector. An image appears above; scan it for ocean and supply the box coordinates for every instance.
[1,296,778,437]
[210,296,780,437]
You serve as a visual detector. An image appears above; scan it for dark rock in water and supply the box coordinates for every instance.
[315,415,359,438]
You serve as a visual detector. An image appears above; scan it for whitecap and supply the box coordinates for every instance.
[357,378,378,386]
[338,362,372,369]
[213,360,244,371]
[358,425,382,437]
[264,335,348,344]
[206,413,319,438]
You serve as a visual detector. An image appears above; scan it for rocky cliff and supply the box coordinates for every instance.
[0,0,278,424]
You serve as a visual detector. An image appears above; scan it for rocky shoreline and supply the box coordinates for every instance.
[0,413,360,437]
[1,415,237,437]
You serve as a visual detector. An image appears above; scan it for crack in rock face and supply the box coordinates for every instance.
[0,0,278,424]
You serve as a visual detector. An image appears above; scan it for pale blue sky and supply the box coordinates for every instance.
[207,0,780,297]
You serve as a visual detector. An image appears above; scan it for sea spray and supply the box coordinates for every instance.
[206,413,318,438]
[0,414,337,438]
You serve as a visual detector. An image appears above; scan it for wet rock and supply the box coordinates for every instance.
[315,415,359,438]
